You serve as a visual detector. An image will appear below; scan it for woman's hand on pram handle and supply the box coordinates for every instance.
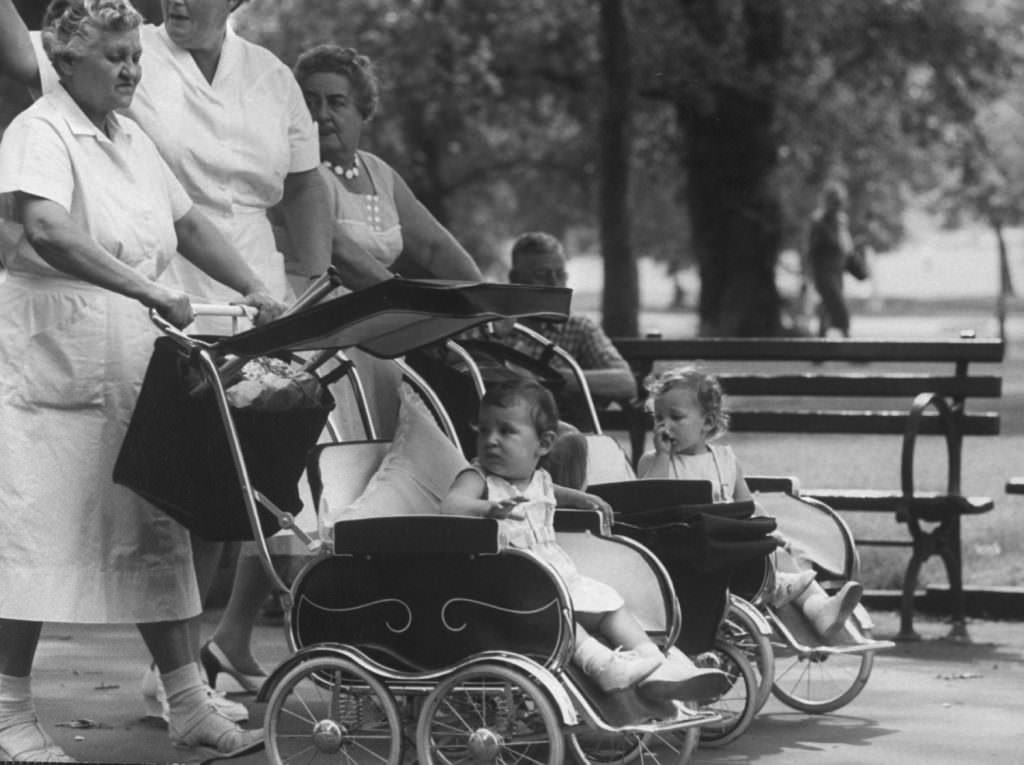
[144,284,195,329]
[235,290,287,326]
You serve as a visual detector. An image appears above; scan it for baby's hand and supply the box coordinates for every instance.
[654,425,676,454]
[489,496,528,520]
[581,493,614,527]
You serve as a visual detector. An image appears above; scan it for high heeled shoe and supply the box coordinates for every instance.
[199,641,266,695]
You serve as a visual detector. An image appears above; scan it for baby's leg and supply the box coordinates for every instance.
[578,608,649,652]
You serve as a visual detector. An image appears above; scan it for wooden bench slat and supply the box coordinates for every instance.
[804,489,994,517]
[716,374,1002,398]
[603,410,1001,436]
[728,411,1000,435]
[611,337,1005,364]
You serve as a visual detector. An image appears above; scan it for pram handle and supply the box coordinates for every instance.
[191,303,258,318]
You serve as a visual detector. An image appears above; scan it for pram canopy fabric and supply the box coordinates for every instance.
[116,279,571,541]
[213,278,572,358]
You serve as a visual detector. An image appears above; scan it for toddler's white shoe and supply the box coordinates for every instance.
[589,649,662,693]
[805,581,864,642]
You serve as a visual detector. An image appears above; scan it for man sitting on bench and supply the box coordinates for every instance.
[500,231,637,428]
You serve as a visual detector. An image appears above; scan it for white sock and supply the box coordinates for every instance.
[574,635,613,676]
[161,663,208,719]
[0,674,34,727]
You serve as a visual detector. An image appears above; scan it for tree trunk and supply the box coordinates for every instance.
[598,0,638,338]
[678,0,785,337]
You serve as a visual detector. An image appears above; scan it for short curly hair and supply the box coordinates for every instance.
[42,0,142,65]
[293,45,380,121]
[644,362,730,439]
[480,378,559,437]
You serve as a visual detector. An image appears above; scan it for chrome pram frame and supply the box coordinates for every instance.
[125,271,720,765]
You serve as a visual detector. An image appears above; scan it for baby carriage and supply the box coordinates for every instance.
[405,328,778,747]
[591,472,895,723]
[585,478,778,747]
[735,477,896,714]
[114,273,720,765]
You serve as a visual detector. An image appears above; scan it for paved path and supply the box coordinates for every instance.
[26,608,1024,764]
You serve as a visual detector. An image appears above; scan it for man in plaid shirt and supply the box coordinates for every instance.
[505,232,637,427]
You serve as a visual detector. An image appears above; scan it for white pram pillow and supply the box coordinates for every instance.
[319,383,469,531]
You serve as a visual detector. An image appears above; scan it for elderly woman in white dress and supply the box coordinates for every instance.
[0,0,341,719]
[0,1,279,759]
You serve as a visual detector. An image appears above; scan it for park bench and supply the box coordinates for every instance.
[602,335,1004,640]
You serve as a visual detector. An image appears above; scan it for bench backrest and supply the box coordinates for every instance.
[604,337,1003,444]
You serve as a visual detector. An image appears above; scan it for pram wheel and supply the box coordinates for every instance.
[416,662,564,765]
[265,655,404,765]
[568,725,699,765]
[771,627,875,714]
[693,640,757,748]
[720,599,774,713]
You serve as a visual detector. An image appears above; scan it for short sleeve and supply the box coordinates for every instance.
[283,73,319,174]
[0,116,73,210]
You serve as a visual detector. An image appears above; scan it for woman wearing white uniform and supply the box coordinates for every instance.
[0,1,277,759]
[0,0,338,726]
[20,0,333,319]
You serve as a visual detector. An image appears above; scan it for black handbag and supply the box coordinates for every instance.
[845,245,870,281]
[114,337,333,541]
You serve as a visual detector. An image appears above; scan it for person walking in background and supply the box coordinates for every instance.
[807,182,855,338]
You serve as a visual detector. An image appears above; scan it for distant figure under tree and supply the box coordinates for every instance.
[807,183,855,338]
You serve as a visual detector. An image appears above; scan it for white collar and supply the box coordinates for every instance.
[52,83,130,143]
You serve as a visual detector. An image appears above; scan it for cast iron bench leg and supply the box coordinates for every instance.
[939,517,969,641]
[899,545,927,641]
[900,515,970,642]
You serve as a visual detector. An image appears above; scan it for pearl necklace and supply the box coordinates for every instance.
[322,158,360,180]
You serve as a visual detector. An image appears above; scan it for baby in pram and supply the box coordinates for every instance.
[442,377,728,700]
[638,364,863,641]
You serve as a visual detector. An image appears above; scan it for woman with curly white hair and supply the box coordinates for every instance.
[0,0,276,758]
